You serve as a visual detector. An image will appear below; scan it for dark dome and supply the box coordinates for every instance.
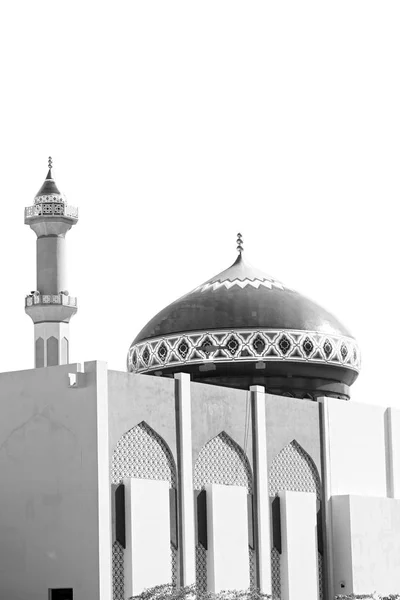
[35,166,65,204]
[128,252,360,399]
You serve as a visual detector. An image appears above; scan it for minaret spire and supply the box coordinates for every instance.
[24,159,79,368]
[47,156,53,179]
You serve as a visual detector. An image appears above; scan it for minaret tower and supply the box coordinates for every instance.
[25,158,78,368]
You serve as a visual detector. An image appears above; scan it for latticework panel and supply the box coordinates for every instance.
[269,440,323,599]
[194,432,253,591]
[111,421,176,486]
[112,541,124,600]
[194,432,252,492]
[111,422,177,600]
[196,544,207,593]
[271,547,281,600]
[318,552,323,600]
[269,440,320,500]
[249,548,256,590]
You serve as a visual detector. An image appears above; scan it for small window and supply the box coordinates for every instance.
[49,590,73,600]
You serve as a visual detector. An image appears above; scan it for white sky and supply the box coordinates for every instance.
[0,1,399,407]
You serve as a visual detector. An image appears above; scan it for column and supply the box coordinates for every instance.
[319,397,334,600]
[251,385,272,594]
[175,373,196,586]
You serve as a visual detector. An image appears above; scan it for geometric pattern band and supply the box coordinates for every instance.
[128,328,360,375]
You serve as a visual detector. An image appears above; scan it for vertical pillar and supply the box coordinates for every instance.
[279,490,318,600]
[250,385,272,595]
[95,361,112,600]
[319,397,334,600]
[383,407,400,499]
[175,373,196,586]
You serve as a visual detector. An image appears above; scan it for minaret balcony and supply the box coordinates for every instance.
[25,294,77,308]
[25,293,77,324]
[25,203,78,223]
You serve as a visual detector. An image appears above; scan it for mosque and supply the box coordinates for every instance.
[0,162,399,600]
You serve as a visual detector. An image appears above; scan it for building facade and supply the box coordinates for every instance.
[0,164,399,600]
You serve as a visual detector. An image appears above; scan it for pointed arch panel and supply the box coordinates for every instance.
[112,421,176,487]
[269,439,320,499]
[194,431,252,492]
[111,421,177,600]
[194,432,254,593]
[269,439,323,600]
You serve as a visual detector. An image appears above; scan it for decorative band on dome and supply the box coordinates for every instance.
[127,328,361,374]
[190,276,286,293]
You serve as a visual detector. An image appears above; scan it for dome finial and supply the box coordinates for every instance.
[46,156,53,180]
[236,232,243,254]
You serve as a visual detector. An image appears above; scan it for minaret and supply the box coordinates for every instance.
[25,158,78,368]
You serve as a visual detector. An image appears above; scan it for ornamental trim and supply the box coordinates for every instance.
[190,277,286,293]
[127,328,361,374]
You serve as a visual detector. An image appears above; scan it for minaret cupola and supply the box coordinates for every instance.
[25,158,78,368]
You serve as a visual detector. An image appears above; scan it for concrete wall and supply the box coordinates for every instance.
[124,478,171,597]
[190,380,252,467]
[0,361,111,600]
[331,495,353,595]
[108,370,176,464]
[265,394,321,471]
[332,495,400,596]
[279,491,319,600]
[323,398,387,497]
[385,407,400,499]
[206,484,249,592]
[321,398,389,599]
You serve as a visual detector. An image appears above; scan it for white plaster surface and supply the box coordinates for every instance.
[124,478,171,597]
[0,361,112,600]
[323,398,387,497]
[34,322,70,366]
[332,494,400,596]
[175,373,196,585]
[205,483,249,593]
[36,235,67,295]
[96,362,112,600]
[385,407,400,499]
[279,490,318,600]
[331,495,353,595]
[250,385,271,594]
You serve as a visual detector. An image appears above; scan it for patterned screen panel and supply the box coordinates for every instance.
[269,440,323,600]
[111,422,177,600]
[193,432,254,592]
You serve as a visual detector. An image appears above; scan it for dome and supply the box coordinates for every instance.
[128,243,360,399]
